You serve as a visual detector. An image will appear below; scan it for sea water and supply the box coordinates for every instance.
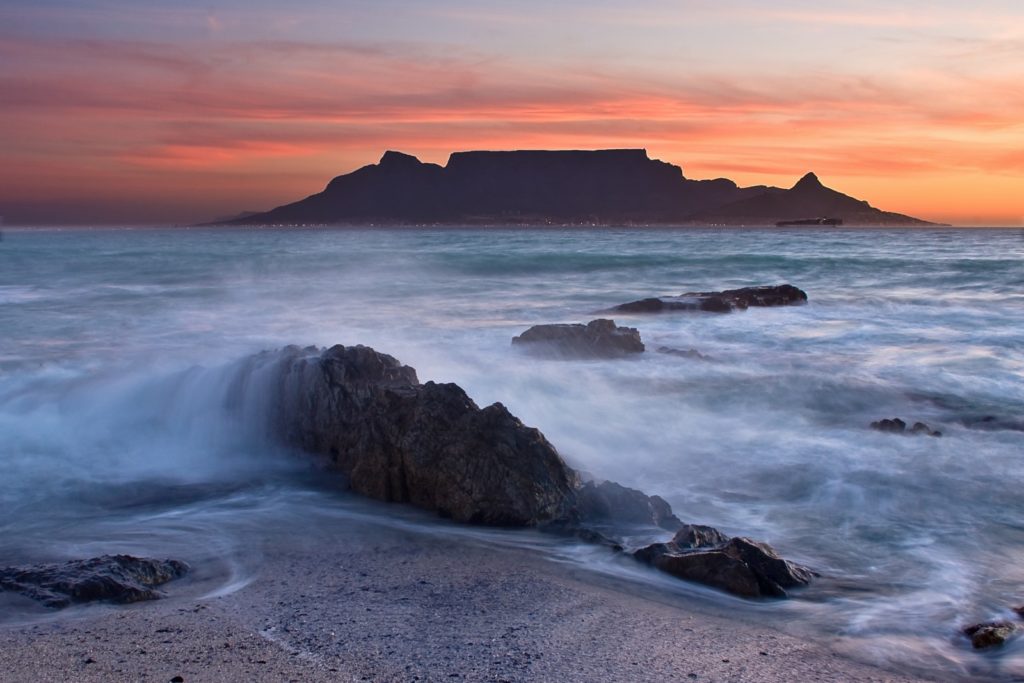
[1,226,1022,678]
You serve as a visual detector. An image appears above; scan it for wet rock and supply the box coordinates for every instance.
[962,621,1019,649]
[611,284,807,314]
[0,555,189,609]
[261,344,579,526]
[870,418,941,437]
[574,480,683,531]
[634,525,814,598]
[656,346,711,361]
[511,319,644,358]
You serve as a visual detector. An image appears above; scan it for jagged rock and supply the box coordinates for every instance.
[611,284,807,314]
[656,346,711,361]
[511,319,644,358]
[963,621,1019,649]
[0,555,189,609]
[259,345,579,526]
[871,418,941,437]
[239,343,814,598]
[575,480,683,531]
[634,525,814,598]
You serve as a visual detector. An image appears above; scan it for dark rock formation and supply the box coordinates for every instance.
[634,525,814,598]
[261,344,579,526]
[575,481,683,531]
[241,343,813,598]
[612,284,807,314]
[657,346,711,361]
[0,555,189,609]
[870,418,942,437]
[511,319,644,358]
[963,621,1019,649]
[212,150,935,226]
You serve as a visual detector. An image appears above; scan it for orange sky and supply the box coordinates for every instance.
[1,1,1022,226]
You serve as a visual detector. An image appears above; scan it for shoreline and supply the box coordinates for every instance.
[0,510,953,683]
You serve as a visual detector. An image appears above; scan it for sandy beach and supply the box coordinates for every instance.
[0,504,947,683]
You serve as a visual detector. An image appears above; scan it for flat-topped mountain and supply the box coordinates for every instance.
[218,149,934,226]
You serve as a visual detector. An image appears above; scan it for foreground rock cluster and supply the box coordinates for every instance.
[251,343,813,598]
[0,555,189,608]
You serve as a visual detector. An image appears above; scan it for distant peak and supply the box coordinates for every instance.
[791,172,823,191]
[379,150,422,167]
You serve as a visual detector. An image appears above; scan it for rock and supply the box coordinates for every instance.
[574,480,683,531]
[611,284,807,314]
[959,415,1024,433]
[260,344,579,526]
[511,319,644,358]
[870,418,941,437]
[633,525,814,598]
[963,621,1019,649]
[235,343,814,598]
[871,418,907,433]
[1013,605,1024,619]
[0,555,189,609]
[656,346,711,361]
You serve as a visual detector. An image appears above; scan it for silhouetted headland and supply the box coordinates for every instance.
[214,149,936,227]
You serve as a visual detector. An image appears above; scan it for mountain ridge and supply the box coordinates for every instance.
[216,149,936,227]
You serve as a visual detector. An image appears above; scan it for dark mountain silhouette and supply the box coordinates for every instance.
[218,149,934,226]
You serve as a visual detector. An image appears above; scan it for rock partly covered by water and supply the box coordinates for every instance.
[251,343,813,598]
[870,418,942,437]
[633,524,814,598]
[611,284,807,314]
[575,480,683,531]
[962,621,1019,649]
[0,555,189,609]
[511,319,644,358]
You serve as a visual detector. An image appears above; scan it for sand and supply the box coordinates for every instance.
[0,510,949,683]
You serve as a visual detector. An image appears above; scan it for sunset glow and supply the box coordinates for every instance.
[2,1,1023,225]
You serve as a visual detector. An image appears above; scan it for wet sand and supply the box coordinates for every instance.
[0,510,949,683]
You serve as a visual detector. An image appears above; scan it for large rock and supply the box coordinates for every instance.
[238,343,814,598]
[0,555,189,609]
[511,319,644,358]
[612,284,807,314]
[259,345,579,526]
[634,524,814,598]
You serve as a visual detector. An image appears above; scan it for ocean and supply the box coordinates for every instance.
[1,226,1022,678]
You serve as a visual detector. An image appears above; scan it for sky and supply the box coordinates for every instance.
[1,0,1022,226]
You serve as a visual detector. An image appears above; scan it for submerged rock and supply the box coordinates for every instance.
[656,346,711,361]
[511,319,644,358]
[611,284,807,314]
[870,418,942,437]
[575,480,683,531]
[0,555,189,609]
[634,525,814,598]
[963,621,1019,649]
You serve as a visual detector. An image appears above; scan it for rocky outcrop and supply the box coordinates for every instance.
[611,284,807,314]
[870,418,942,437]
[633,525,814,598]
[241,343,813,598]
[511,319,644,358]
[962,621,1019,649]
[575,481,682,531]
[0,555,189,609]
[258,344,579,526]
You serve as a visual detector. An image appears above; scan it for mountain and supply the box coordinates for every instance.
[690,172,932,226]
[217,150,935,226]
